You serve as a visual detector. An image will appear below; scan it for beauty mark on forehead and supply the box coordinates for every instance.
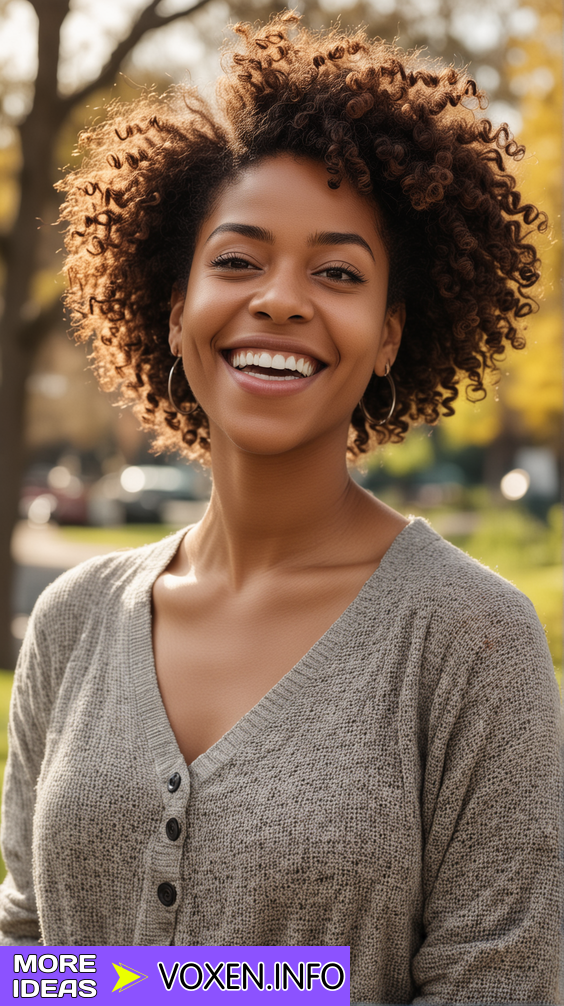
[205,223,374,260]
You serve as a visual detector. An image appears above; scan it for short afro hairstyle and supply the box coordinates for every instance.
[57,10,546,464]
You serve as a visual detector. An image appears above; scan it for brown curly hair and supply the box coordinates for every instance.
[57,10,546,464]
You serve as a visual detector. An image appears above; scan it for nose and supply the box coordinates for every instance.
[248,264,314,324]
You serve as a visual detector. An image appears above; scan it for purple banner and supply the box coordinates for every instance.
[1,946,349,1003]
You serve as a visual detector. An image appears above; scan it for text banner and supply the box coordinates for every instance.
[1,946,350,1003]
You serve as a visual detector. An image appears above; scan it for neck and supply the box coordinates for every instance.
[188,423,372,584]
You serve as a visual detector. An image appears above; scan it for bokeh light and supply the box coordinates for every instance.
[120,466,146,494]
[500,468,530,501]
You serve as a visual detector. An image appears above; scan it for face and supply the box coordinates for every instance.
[169,154,404,458]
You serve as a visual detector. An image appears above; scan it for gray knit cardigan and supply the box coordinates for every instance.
[0,517,562,1004]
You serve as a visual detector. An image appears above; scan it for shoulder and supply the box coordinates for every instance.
[13,529,185,710]
[27,529,185,647]
[379,516,556,695]
[376,520,560,762]
[386,515,540,625]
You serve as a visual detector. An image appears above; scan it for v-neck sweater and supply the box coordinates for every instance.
[0,517,561,1003]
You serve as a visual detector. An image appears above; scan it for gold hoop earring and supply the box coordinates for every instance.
[167,356,199,416]
[359,362,396,427]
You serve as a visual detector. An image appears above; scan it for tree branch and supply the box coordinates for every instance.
[60,0,215,111]
[19,298,64,353]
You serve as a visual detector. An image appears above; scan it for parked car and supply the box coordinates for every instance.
[20,464,89,525]
[87,464,211,525]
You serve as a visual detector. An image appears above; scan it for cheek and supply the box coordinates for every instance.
[181,277,243,346]
[182,280,210,333]
[330,300,384,367]
[180,294,216,356]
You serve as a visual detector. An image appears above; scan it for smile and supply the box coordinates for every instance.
[224,348,323,381]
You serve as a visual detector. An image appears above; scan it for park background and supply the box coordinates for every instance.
[0,0,561,882]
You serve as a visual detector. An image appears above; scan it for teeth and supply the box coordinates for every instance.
[229,349,318,376]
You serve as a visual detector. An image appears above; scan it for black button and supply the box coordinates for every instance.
[166,818,181,842]
[167,773,181,793]
[157,882,177,907]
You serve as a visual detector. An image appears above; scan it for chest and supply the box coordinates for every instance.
[151,566,378,766]
[35,633,421,957]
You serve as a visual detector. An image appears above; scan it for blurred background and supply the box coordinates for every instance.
[0,1,562,855]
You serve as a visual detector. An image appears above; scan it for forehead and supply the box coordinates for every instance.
[202,154,383,245]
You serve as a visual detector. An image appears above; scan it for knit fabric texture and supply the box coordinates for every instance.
[0,516,561,1004]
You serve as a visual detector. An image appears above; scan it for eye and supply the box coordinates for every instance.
[313,262,366,284]
[210,253,258,271]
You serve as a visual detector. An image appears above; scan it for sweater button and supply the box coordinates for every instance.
[167,773,181,793]
[157,882,177,907]
[166,818,181,842]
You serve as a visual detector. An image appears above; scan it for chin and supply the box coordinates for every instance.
[226,433,308,459]
[212,417,317,459]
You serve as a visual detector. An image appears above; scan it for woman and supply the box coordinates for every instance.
[0,11,561,1003]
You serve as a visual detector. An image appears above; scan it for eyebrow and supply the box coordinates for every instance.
[205,224,274,244]
[308,231,375,261]
[205,223,374,260]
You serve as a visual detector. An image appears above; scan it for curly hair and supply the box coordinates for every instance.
[57,10,546,464]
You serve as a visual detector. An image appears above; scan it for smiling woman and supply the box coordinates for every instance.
[0,10,561,1004]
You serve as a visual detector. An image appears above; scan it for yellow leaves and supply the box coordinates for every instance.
[372,426,434,475]
[29,268,66,309]
[0,140,21,231]
[435,0,562,452]
[502,312,562,440]
[439,376,502,449]
[495,0,563,445]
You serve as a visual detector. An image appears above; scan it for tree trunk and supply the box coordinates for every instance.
[0,2,68,668]
[0,186,66,667]
[0,313,36,669]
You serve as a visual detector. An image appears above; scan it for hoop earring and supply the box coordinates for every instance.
[167,356,199,416]
[359,362,396,427]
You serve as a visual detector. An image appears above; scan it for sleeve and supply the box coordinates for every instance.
[0,590,57,946]
[412,593,563,1004]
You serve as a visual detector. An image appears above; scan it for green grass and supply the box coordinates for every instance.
[58,523,180,549]
[1,504,561,883]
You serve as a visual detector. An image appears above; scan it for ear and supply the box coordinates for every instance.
[374,303,405,376]
[169,286,185,356]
